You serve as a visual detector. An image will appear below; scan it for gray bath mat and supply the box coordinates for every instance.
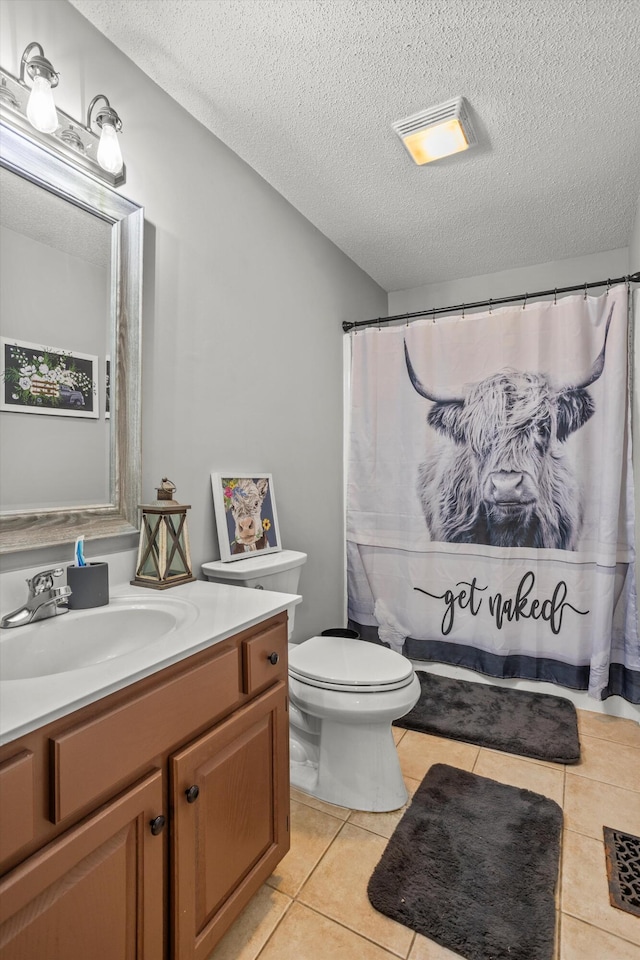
[368,763,563,960]
[394,671,580,763]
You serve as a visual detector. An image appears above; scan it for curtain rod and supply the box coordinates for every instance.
[342,272,640,333]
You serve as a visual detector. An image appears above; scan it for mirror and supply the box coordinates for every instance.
[1,167,112,511]
[0,120,143,553]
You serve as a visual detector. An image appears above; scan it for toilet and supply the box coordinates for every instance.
[202,550,420,812]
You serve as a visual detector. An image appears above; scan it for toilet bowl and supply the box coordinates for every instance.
[288,635,420,811]
[201,550,420,812]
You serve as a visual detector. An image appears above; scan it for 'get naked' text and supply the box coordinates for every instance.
[414,571,589,636]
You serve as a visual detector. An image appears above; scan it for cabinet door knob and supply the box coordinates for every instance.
[150,815,166,836]
[267,652,279,665]
[185,784,200,803]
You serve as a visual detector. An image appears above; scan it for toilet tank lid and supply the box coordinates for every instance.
[202,549,307,580]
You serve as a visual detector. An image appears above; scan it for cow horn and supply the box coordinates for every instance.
[566,303,614,391]
[404,340,464,404]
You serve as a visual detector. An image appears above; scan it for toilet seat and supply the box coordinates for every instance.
[288,635,414,692]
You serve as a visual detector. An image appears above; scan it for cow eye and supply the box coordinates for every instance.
[533,420,551,451]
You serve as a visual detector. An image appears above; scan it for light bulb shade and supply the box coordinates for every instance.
[26,75,58,133]
[402,119,469,165]
[392,97,477,166]
[96,121,123,174]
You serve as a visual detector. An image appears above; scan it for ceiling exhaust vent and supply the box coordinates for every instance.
[392,96,477,165]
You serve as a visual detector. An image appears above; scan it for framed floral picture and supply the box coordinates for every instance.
[0,337,99,418]
[211,473,282,562]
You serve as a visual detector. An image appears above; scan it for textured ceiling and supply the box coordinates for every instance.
[69,0,640,292]
[1,167,111,268]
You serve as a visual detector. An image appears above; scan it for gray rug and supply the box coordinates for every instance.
[394,671,580,763]
[368,764,563,960]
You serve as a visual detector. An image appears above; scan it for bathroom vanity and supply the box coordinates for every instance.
[0,581,298,960]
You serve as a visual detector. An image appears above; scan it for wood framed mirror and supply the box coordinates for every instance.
[0,120,143,553]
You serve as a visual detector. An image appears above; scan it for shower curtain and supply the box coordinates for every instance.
[346,286,639,702]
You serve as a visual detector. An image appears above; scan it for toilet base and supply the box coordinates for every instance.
[290,757,320,795]
[290,718,409,812]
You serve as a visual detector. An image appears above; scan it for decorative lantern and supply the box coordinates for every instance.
[131,478,195,589]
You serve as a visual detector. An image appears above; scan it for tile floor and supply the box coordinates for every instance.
[207,709,640,960]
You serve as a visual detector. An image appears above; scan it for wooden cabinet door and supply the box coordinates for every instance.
[0,771,164,960]
[171,681,289,960]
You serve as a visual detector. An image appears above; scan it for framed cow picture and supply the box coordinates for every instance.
[211,473,282,562]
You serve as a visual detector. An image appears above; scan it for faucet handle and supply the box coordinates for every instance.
[27,567,64,596]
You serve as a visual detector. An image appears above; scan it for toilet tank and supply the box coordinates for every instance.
[201,550,307,639]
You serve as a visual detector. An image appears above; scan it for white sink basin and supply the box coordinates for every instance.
[0,596,199,680]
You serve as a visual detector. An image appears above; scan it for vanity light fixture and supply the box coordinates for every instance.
[87,95,124,175]
[0,40,126,185]
[392,96,477,165]
[20,42,59,133]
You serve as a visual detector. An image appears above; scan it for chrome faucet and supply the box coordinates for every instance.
[0,568,72,629]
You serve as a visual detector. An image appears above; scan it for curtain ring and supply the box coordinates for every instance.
[489,298,492,315]
[432,308,436,324]
[523,293,528,310]
[462,303,465,318]
[553,288,557,305]
[584,283,588,300]
[606,278,611,296]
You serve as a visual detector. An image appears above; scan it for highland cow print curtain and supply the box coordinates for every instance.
[347,287,639,702]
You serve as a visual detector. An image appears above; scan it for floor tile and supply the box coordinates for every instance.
[577,709,640,749]
[395,730,479,782]
[564,775,640,840]
[514,754,569,772]
[566,735,640,793]
[409,933,465,958]
[265,799,344,897]
[553,906,561,960]
[348,776,421,839]
[392,726,406,745]
[290,786,351,820]
[561,829,640,946]
[256,901,403,960]
[559,913,640,960]
[472,749,565,804]
[297,821,414,957]
[205,884,291,960]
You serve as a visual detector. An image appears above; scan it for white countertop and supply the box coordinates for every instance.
[0,580,301,746]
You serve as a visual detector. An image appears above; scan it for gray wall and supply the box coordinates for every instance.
[0,0,387,642]
[388,247,630,315]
